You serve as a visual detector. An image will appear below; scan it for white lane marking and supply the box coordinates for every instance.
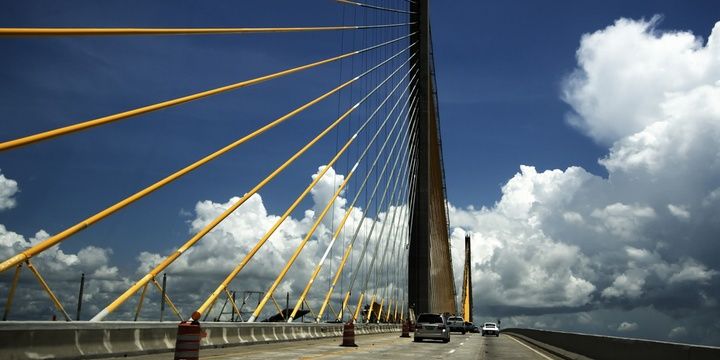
[448,349,456,354]
[506,335,554,360]
[459,342,464,346]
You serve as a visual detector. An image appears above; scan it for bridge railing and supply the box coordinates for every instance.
[0,321,400,360]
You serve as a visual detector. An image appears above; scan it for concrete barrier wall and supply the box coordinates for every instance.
[0,321,401,360]
[503,328,720,360]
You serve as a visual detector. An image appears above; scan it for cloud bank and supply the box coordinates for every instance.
[0,170,131,320]
[0,166,409,322]
[450,18,720,345]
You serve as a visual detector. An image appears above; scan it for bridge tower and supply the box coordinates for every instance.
[461,234,473,322]
[408,0,457,315]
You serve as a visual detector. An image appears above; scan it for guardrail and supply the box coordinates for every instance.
[502,328,720,360]
[0,321,400,360]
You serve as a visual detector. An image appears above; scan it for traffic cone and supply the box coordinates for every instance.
[340,321,358,347]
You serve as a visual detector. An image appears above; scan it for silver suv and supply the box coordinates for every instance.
[447,316,466,334]
[414,313,450,343]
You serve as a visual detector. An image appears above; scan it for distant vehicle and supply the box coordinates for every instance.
[464,321,477,333]
[414,313,450,343]
[481,322,500,337]
[447,316,466,334]
[470,323,480,333]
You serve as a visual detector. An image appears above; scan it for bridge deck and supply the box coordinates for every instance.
[115,332,559,359]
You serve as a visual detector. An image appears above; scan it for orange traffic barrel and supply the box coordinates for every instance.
[174,312,205,360]
[400,319,410,338]
[340,321,358,347]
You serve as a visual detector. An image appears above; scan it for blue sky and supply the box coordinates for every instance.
[0,0,713,263]
[436,0,720,206]
[1,0,720,346]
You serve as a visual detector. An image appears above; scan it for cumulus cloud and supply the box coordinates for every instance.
[0,170,18,211]
[667,204,690,220]
[617,321,639,332]
[667,260,718,284]
[563,16,720,145]
[602,271,646,299]
[669,326,688,340]
[2,162,407,322]
[0,165,409,321]
[0,224,130,320]
[591,203,656,240]
[131,166,408,321]
[452,17,720,346]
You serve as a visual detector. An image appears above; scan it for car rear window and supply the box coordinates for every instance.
[449,317,463,321]
[417,314,443,323]
[484,323,496,327]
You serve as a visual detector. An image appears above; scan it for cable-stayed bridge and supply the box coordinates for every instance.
[1,1,719,359]
[0,0,457,326]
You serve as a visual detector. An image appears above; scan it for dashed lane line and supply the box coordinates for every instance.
[298,335,402,359]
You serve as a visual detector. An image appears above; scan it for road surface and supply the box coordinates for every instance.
[117,331,560,359]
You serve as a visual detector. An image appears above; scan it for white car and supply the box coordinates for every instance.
[481,322,500,336]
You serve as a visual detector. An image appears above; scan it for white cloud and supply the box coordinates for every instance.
[563,17,720,145]
[450,205,596,309]
[451,18,720,345]
[1,165,409,321]
[667,204,690,220]
[668,326,688,339]
[602,270,646,299]
[617,321,639,332]
[668,260,718,284]
[562,211,584,225]
[702,188,720,207]
[131,166,408,321]
[0,224,130,320]
[0,170,18,211]
[591,203,655,240]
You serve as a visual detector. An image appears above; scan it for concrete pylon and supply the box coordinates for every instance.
[408,0,456,316]
[461,233,473,322]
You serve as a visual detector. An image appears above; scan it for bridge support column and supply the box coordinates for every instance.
[408,0,430,316]
[408,0,456,316]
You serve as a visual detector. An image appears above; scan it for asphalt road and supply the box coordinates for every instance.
[119,331,561,359]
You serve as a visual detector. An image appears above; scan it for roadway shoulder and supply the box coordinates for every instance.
[503,332,593,360]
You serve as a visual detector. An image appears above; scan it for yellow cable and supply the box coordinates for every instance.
[0,23,413,36]
[91,81,356,321]
[248,81,415,321]
[195,138,354,317]
[0,37,413,276]
[249,163,355,322]
[192,52,414,320]
[0,34,411,151]
[317,97,418,322]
